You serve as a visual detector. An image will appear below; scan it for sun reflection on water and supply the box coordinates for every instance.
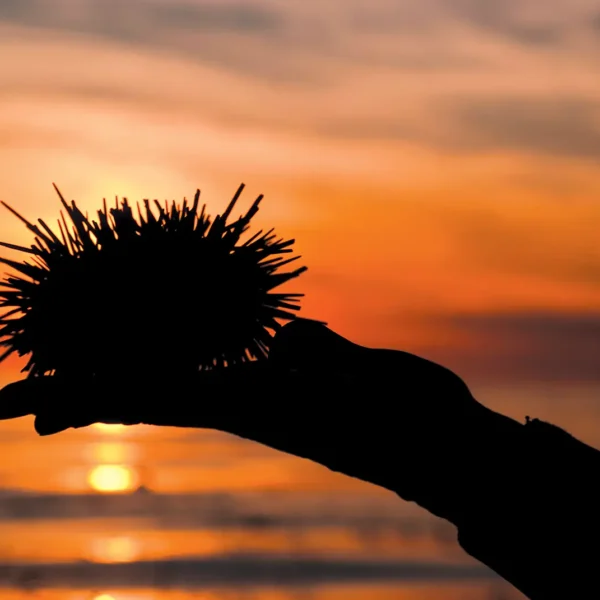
[91,536,140,563]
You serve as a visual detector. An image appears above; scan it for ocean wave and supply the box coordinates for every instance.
[0,553,496,589]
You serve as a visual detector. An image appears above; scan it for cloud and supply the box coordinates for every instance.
[446,0,600,49]
[0,0,595,77]
[319,96,600,160]
[421,311,600,383]
[0,0,283,35]
[447,0,565,46]
[0,0,304,82]
[148,2,282,33]
[1,0,600,160]
[446,97,600,159]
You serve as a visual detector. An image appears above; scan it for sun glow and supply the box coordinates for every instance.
[88,464,137,493]
[93,423,127,434]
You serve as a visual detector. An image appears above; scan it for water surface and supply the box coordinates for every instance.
[2,382,592,600]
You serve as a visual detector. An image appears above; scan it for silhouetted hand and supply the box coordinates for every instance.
[0,319,509,516]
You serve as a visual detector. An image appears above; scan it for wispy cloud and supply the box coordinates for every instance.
[445,97,600,158]
[2,0,600,153]
[422,310,600,383]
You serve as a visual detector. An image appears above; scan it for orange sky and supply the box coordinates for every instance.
[1,2,600,384]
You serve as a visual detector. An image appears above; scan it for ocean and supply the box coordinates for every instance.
[1,382,596,600]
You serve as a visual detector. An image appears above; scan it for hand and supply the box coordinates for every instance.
[0,319,499,515]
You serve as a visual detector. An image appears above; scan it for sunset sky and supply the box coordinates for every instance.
[1,0,599,386]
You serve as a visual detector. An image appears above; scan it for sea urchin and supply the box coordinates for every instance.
[0,183,307,381]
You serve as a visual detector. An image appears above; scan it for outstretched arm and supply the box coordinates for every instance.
[1,320,598,600]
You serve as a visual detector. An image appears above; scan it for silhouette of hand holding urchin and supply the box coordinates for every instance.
[0,318,514,515]
[2,318,600,600]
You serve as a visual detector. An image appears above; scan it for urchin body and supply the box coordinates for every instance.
[0,183,307,381]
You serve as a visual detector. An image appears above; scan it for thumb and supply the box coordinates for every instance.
[35,410,97,436]
[269,318,475,406]
[0,377,96,435]
[269,318,369,371]
[32,378,103,435]
[0,379,41,419]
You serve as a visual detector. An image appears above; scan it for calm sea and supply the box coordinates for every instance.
[1,382,597,600]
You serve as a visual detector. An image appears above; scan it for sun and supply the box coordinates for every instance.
[88,464,137,493]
